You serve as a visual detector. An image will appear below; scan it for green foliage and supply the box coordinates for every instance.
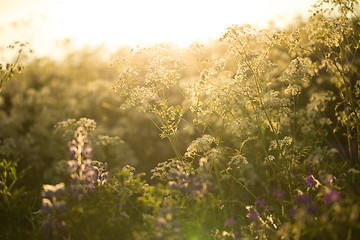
[1,0,360,239]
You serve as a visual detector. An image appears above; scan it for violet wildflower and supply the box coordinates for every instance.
[307,203,318,216]
[224,218,236,228]
[191,176,202,190]
[273,189,285,200]
[288,206,297,217]
[168,170,178,179]
[324,189,341,205]
[67,160,78,172]
[305,174,317,187]
[83,146,93,158]
[83,159,92,167]
[179,182,189,194]
[85,169,98,182]
[101,171,109,179]
[248,210,259,222]
[69,146,77,158]
[42,183,66,198]
[178,171,189,181]
[296,194,312,204]
[70,173,79,183]
[255,197,265,208]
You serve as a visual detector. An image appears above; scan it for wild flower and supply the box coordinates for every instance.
[273,189,285,200]
[17,0,360,238]
[167,164,212,199]
[40,182,69,239]
[305,174,317,187]
[40,123,110,238]
[324,189,341,205]
[0,41,32,92]
[296,194,312,205]
[185,135,216,157]
[229,154,248,167]
[264,155,275,165]
[255,197,265,209]
[287,206,297,218]
[224,218,236,228]
[306,204,318,216]
[248,209,260,222]
[41,183,66,198]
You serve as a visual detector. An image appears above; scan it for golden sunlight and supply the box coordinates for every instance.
[0,0,317,56]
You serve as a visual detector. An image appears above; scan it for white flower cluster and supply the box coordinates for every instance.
[185,135,216,158]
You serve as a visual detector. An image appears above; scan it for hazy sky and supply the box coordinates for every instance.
[0,0,317,56]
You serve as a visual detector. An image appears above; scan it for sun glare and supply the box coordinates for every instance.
[0,0,317,56]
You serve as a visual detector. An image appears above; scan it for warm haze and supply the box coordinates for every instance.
[0,0,317,57]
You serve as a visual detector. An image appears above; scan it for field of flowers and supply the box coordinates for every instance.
[1,0,360,239]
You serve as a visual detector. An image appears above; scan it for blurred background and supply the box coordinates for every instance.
[0,0,317,188]
[0,0,316,58]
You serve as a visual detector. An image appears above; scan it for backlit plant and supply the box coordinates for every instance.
[1,0,360,239]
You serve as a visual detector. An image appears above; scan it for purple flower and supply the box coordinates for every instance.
[85,169,98,182]
[287,206,297,217]
[42,183,66,198]
[248,210,259,222]
[178,172,190,181]
[87,182,96,191]
[101,172,109,179]
[168,170,178,179]
[83,147,93,158]
[67,160,78,172]
[305,174,317,187]
[224,218,236,227]
[69,146,77,158]
[324,190,341,205]
[273,189,285,200]
[83,159,92,167]
[296,194,312,204]
[307,203,318,216]
[255,197,265,209]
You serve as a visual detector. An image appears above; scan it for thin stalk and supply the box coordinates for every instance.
[240,37,294,197]
[224,168,256,200]
[347,120,354,164]
[150,113,182,159]
[212,159,229,220]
